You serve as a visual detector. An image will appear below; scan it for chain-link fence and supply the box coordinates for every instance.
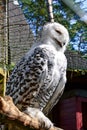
[0,0,34,66]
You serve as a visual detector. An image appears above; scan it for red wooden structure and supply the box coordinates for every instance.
[51,50,87,130]
[52,89,87,130]
[54,90,87,129]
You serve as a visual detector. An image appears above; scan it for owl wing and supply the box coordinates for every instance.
[6,47,54,106]
[6,46,66,113]
[43,72,66,115]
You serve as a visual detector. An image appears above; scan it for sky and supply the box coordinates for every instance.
[14,0,87,22]
[13,0,87,53]
[78,0,87,22]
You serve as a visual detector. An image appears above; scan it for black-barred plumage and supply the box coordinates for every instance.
[6,22,69,128]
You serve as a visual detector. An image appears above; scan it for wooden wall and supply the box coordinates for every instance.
[52,95,87,130]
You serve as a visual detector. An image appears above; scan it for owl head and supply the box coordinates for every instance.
[41,22,69,52]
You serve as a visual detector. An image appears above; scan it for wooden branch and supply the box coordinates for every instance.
[0,96,63,130]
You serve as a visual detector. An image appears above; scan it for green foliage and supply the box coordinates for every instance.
[19,0,48,33]
[0,62,15,96]
[6,62,15,72]
[67,43,73,50]
[82,54,87,59]
[19,0,87,51]
[0,62,15,72]
[22,0,47,17]
[53,0,87,40]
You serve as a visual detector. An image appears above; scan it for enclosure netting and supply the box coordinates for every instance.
[0,0,34,65]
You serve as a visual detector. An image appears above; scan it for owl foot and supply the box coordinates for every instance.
[24,107,53,129]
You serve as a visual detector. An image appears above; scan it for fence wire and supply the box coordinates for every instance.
[0,0,34,65]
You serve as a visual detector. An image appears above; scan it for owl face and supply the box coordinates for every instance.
[42,22,69,51]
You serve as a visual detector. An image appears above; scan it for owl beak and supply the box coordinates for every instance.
[53,38,62,47]
[58,41,63,47]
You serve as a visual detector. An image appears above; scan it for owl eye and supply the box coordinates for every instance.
[55,29,62,34]
[63,42,66,46]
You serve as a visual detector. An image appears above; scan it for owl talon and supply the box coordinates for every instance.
[39,116,53,129]
[24,107,53,129]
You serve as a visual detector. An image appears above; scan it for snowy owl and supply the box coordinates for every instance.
[6,22,69,128]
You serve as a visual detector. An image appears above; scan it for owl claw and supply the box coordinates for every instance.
[40,117,53,129]
[24,107,53,129]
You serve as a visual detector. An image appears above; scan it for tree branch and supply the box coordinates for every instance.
[0,96,63,130]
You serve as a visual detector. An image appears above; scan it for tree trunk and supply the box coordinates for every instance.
[46,0,54,22]
[0,96,63,130]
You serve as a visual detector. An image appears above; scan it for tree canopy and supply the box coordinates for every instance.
[18,0,87,55]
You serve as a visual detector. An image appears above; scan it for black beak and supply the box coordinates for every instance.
[53,38,62,47]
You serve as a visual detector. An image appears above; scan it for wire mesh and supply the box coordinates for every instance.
[0,0,34,66]
[8,0,34,64]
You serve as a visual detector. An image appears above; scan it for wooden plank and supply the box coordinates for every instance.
[60,97,76,103]
[58,97,77,130]
[0,68,6,96]
[0,68,5,76]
